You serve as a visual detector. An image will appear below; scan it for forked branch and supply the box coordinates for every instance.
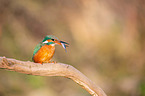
[0,57,107,96]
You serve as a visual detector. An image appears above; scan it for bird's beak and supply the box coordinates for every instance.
[54,40,69,52]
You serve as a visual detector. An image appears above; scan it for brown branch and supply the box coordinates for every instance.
[0,57,107,96]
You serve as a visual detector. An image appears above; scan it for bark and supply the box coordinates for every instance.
[0,56,107,96]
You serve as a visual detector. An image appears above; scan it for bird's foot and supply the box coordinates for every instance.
[50,61,57,64]
[43,61,56,64]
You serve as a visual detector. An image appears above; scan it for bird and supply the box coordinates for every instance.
[32,35,69,64]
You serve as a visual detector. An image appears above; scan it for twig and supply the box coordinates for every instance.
[0,56,107,96]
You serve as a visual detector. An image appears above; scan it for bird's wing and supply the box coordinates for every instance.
[32,42,45,56]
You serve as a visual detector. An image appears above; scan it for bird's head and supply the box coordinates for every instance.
[42,35,69,51]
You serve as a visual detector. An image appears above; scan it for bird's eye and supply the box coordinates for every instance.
[51,39,55,41]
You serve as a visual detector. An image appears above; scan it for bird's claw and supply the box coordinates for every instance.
[43,61,56,64]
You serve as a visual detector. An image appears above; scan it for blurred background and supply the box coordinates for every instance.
[0,0,145,96]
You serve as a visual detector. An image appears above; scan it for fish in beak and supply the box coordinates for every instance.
[54,40,69,52]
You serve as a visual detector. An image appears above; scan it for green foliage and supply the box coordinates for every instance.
[26,75,45,89]
[139,80,145,96]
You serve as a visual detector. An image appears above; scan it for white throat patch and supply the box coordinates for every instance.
[50,44,55,46]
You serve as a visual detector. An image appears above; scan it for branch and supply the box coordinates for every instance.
[0,57,107,96]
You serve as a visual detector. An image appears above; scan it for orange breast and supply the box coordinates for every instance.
[33,45,55,63]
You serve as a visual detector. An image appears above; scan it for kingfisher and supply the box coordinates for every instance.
[32,35,69,64]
